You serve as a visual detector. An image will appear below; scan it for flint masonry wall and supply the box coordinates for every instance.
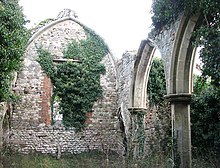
[9,10,121,154]
[117,51,136,134]
[148,18,181,92]
[10,53,120,155]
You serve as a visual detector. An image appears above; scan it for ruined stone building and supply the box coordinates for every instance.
[0,9,133,155]
[0,7,148,153]
[0,8,201,167]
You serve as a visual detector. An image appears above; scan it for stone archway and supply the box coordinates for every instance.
[129,13,203,167]
[129,39,156,109]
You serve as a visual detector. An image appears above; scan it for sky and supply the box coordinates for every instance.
[19,0,153,58]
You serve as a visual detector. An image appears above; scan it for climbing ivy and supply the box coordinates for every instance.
[37,28,108,131]
[0,0,29,101]
[151,0,184,31]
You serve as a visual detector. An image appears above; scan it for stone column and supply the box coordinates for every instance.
[165,94,192,168]
[128,107,147,158]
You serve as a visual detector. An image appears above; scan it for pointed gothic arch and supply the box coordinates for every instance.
[129,13,203,167]
[129,39,156,108]
[168,14,203,95]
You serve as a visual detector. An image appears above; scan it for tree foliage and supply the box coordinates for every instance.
[37,29,108,131]
[151,0,184,30]
[0,0,29,101]
[147,57,166,107]
[194,25,220,87]
[191,77,220,160]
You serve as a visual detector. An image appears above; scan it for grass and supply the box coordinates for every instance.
[0,150,218,168]
[1,150,121,168]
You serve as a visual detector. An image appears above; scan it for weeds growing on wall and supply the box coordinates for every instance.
[37,28,108,131]
[0,0,29,102]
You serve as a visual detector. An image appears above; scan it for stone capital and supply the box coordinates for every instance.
[165,93,191,103]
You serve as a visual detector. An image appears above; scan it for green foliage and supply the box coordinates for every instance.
[37,29,108,131]
[147,57,166,107]
[151,0,184,30]
[36,48,55,79]
[37,18,54,27]
[2,149,213,167]
[191,77,220,163]
[151,0,220,30]
[2,151,120,168]
[0,0,29,101]
[193,24,220,87]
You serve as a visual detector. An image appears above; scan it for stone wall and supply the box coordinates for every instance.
[9,52,121,154]
[0,102,7,149]
[149,18,181,92]
[9,127,118,155]
[8,10,121,155]
[117,51,136,134]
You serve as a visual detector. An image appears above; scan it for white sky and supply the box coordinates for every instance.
[19,0,153,58]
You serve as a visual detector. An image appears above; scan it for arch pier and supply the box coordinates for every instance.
[128,107,147,157]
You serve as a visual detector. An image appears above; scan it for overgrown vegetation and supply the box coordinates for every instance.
[1,151,120,168]
[146,56,219,168]
[0,0,29,101]
[151,0,184,30]
[37,28,108,131]
[191,76,220,166]
[1,151,214,168]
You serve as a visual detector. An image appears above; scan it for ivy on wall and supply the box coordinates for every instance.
[0,0,29,101]
[37,28,108,131]
[151,0,184,31]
